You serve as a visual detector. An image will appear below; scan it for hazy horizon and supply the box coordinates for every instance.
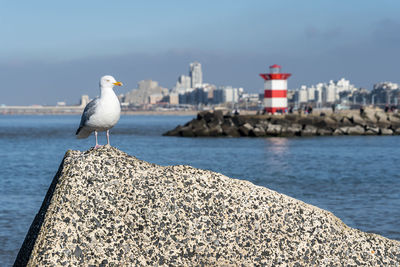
[1,1,400,105]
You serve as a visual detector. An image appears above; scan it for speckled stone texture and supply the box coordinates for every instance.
[15,146,400,266]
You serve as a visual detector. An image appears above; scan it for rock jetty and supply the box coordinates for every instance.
[15,146,399,266]
[164,108,400,137]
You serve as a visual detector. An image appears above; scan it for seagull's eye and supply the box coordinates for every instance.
[106,79,110,82]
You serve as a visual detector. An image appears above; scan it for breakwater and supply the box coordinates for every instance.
[163,108,400,137]
[14,146,400,266]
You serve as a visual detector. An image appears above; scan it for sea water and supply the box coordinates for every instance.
[1,115,399,266]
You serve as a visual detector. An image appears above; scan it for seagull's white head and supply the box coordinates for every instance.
[100,75,123,89]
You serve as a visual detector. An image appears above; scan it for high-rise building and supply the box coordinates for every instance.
[175,75,191,91]
[80,95,90,107]
[190,61,203,88]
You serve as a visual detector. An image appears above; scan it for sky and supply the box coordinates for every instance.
[1,0,400,105]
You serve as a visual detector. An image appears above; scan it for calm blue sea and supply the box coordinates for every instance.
[1,115,400,266]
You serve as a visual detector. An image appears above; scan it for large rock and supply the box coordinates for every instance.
[323,116,339,128]
[193,127,210,137]
[249,126,266,137]
[197,111,221,123]
[238,123,253,136]
[340,117,354,127]
[381,128,394,135]
[351,113,367,127]
[265,124,282,136]
[301,125,317,136]
[221,124,240,137]
[362,108,378,123]
[317,128,333,136]
[365,126,380,135]
[15,147,400,266]
[388,114,400,128]
[180,126,195,137]
[347,125,365,135]
[281,124,302,137]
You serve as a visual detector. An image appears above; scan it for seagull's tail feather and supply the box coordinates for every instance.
[76,126,92,139]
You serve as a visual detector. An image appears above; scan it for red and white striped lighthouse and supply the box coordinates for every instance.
[259,64,291,114]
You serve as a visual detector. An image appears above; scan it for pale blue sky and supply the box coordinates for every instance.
[1,0,400,105]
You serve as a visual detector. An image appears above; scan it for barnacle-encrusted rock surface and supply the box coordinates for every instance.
[15,146,400,266]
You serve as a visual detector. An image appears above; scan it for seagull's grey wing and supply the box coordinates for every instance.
[76,98,99,135]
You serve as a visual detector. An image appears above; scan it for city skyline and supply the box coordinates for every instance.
[1,1,400,105]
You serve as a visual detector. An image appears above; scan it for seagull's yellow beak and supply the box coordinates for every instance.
[113,81,123,86]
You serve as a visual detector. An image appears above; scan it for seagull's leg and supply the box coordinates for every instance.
[94,131,100,148]
[106,130,110,146]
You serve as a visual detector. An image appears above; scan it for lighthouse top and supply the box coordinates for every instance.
[260,64,291,81]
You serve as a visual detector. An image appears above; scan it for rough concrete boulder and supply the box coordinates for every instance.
[388,114,400,128]
[312,117,329,128]
[221,117,234,127]
[362,108,378,123]
[232,115,247,126]
[197,111,213,122]
[221,125,240,137]
[381,128,393,135]
[323,116,338,128]
[333,127,348,135]
[376,111,388,122]
[376,116,391,128]
[238,123,253,136]
[265,124,282,136]
[351,113,367,127]
[281,124,302,137]
[191,119,207,130]
[365,126,380,135]
[340,117,354,127]
[257,120,270,131]
[301,125,318,136]
[193,127,210,137]
[180,126,195,137]
[330,113,343,122]
[249,126,266,137]
[347,125,365,135]
[208,125,223,137]
[15,147,400,266]
[317,128,333,136]
[213,110,224,123]
[394,128,400,135]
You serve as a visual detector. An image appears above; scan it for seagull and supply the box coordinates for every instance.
[76,75,123,148]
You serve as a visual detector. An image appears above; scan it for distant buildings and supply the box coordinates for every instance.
[123,80,168,106]
[369,81,400,105]
[171,62,244,106]
[175,75,191,93]
[291,78,357,106]
[290,79,400,108]
[213,86,241,104]
[117,61,400,111]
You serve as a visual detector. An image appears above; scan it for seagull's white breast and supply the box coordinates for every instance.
[86,92,121,131]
